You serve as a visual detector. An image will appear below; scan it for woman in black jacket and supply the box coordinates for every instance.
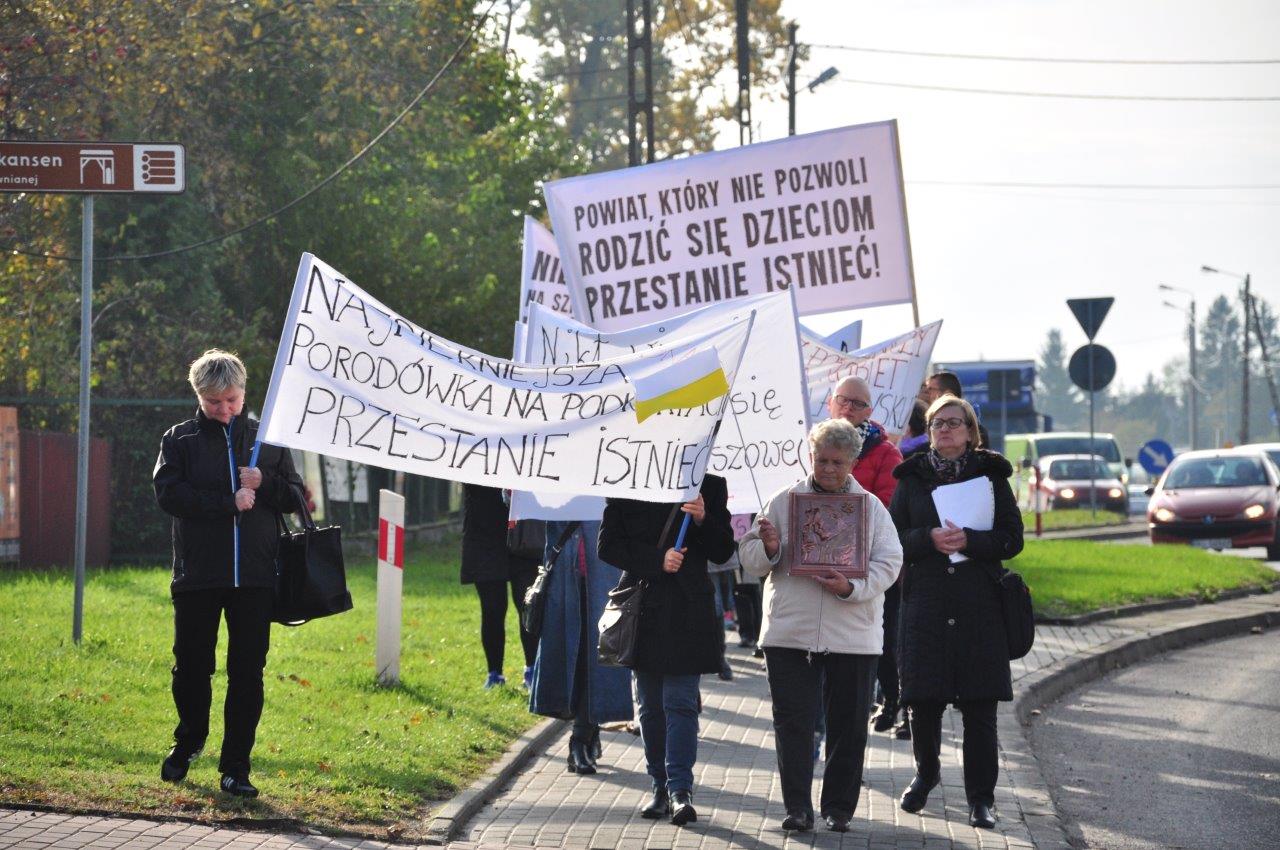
[889,394,1023,830]
[153,350,304,799]
[598,474,734,827]
[460,484,539,689]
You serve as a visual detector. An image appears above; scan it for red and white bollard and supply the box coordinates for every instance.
[376,488,405,686]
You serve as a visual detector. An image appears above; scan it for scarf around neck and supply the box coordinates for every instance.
[854,420,881,458]
[928,447,971,483]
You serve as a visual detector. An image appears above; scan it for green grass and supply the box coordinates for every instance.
[0,536,538,840]
[1021,509,1127,530]
[1016,540,1277,618]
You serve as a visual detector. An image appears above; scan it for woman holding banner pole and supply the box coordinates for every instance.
[598,474,734,827]
[153,349,304,799]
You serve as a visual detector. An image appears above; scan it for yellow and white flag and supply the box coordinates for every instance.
[632,346,730,423]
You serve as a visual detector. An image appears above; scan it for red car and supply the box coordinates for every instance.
[1146,449,1280,557]
[1032,454,1128,513]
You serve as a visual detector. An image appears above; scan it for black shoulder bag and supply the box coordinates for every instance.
[273,483,353,626]
[521,521,580,638]
[987,564,1035,660]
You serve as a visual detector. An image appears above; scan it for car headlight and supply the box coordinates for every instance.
[1108,487,1123,498]
[1244,504,1266,520]
[1154,507,1176,522]
[1059,488,1075,499]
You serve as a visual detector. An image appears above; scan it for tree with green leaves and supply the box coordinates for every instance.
[1035,328,1081,430]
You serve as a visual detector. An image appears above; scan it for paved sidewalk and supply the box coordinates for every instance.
[3,594,1276,850]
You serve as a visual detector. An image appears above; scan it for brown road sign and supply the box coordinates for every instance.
[0,141,185,194]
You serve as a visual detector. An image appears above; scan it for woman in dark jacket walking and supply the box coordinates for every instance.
[598,474,734,827]
[460,484,539,689]
[889,394,1023,830]
[153,349,304,799]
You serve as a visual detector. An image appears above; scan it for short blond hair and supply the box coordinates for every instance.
[188,349,246,396]
[809,417,863,461]
[926,394,982,449]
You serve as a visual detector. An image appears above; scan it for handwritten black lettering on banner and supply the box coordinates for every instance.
[519,216,575,322]
[514,293,810,518]
[257,254,752,502]
[803,321,943,439]
[544,121,915,332]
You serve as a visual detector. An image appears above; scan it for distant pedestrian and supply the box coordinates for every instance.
[739,420,903,833]
[460,485,539,689]
[899,399,930,459]
[529,520,633,775]
[889,394,1024,830]
[153,349,305,799]
[922,371,989,447]
[599,475,735,827]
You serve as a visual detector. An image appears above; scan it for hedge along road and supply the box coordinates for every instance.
[1029,628,1280,850]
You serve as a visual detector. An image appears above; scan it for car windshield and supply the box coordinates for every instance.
[1035,437,1121,463]
[1049,459,1112,480]
[1164,457,1269,489]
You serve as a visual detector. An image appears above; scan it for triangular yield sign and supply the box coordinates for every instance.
[1067,297,1114,341]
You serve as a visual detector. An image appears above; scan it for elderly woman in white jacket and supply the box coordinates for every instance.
[740,418,903,834]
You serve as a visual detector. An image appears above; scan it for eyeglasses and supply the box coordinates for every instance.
[929,417,967,431]
[833,395,871,411]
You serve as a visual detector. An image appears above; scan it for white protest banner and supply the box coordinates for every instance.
[514,291,811,518]
[544,121,915,332]
[519,216,574,322]
[256,254,754,502]
[804,321,943,440]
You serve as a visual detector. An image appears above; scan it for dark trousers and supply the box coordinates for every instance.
[732,582,762,644]
[908,700,999,807]
[876,582,901,705]
[764,648,877,818]
[475,569,538,672]
[171,587,273,777]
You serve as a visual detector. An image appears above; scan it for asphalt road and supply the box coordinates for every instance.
[1030,629,1280,850]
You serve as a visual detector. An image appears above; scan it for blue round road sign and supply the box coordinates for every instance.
[1138,439,1175,476]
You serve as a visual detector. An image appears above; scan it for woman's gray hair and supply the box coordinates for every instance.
[808,418,863,460]
[188,349,247,395]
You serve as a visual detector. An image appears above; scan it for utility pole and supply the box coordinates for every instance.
[626,0,654,166]
[1248,293,1280,439]
[1242,273,1251,444]
[1189,300,1198,449]
[735,0,751,146]
[786,23,797,136]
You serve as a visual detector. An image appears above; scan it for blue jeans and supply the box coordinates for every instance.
[633,670,701,794]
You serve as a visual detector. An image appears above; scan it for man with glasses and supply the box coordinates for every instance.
[828,376,905,738]
[920,370,989,448]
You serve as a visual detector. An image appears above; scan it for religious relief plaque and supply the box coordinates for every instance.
[787,492,869,579]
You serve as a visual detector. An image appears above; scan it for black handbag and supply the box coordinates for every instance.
[506,519,546,560]
[992,566,1035,660]
[273,485,353,627]
[597,580,645,667]
[521,521,580,638]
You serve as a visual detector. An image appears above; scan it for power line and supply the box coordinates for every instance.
[4,0,501,263]
[807,42,1280,66]
[818,76,1280,102]
[909,179,1280,190]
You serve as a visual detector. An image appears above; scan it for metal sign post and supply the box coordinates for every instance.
[1,140,184,644]
[1067,297,1117,519]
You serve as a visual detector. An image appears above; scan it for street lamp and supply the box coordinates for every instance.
[1160,284,1197,449]
[1201,265,1251,443]
[785,24,837,136]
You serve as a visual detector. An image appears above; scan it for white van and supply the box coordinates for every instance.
[1003,432,1129,507]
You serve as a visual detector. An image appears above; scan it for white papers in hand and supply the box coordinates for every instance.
[931,477,995,563]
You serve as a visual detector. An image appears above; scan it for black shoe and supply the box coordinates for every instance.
[824,813,851,832]
[781,811,813,831]
[568,738,596,775]
[160,747,199,782]
[752,646,765,658]
[899,774,939,814]
[871,699,898,732]
[669,789,697,826]
[587,728,602,763]
[969,803,996,829]
[718,659,734,681]
[219,773,258,798]
[894,716,912,740]
[640,786,670,819]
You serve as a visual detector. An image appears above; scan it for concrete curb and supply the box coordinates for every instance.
[1032,519,1147,542]
[1011,596,1280,849]
[1037,583,1275,626]
[422,716,568,845]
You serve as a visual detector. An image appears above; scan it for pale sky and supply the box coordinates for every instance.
[750,0,1280,390]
